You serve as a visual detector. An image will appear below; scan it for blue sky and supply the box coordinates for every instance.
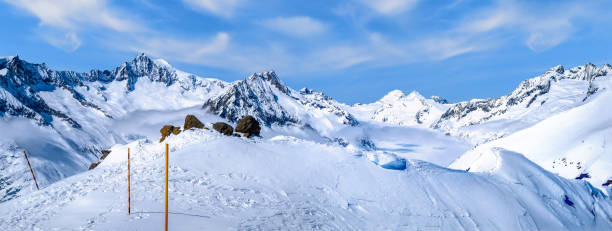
[1,0,611,104]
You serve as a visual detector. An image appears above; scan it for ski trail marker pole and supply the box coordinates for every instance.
[128,148,131,215]
[23,150,40,191]
[165,143,169,231]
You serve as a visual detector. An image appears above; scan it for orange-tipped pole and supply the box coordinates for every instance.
[128,148,131,215]
[23,151,40,191]
[165,143,169,231]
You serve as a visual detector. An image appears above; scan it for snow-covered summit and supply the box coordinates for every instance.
[348,89,450,127]
[378,89,406,102]
[202,70,358,134]
[202,70,300,126]
[113,53,177,90]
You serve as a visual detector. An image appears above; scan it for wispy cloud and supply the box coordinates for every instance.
[116,32,231,62]
[260,16,327,37]
[452,0,591,52]
[182,0,243,18]
[4,0,141,51]
[358,0,418,15]
[4,0,611,78]
[4,0,138,31]
[39,30,82,52]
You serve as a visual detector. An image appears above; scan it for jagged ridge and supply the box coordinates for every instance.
[203,71,358,127]
[434,63,612,129]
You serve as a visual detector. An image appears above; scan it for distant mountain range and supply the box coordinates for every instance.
[1,54,611,216]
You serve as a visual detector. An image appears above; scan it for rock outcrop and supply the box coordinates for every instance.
[88,150,112,171]
[184,114,205,130]
[160,125,181,142]
[235,115,261,137]
[212,122,233,136]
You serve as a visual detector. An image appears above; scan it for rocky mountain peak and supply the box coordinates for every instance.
[565,63,611,81]
[548,65,565,74]
[299,88,331,100]
[203,71,299,126]
[114,53,176,90]
[247,70,289,94]
[430,96,448,104]
[203,71,360,129]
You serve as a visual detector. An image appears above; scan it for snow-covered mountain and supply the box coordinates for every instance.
[1,54,612,230]
[0,53,226,201]
[434,63,612,143]
[0,54,369,203]
[450,73,612,190]
[348,90,450,127]
[202,71,358,136]
[410,63,612,192]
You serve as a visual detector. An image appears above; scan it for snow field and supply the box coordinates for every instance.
[1,129,611,230]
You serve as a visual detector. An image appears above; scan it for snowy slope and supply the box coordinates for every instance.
[435,63,612,144]
[451,75,612,190]
[1,130,611,230]
[348,90,450,127]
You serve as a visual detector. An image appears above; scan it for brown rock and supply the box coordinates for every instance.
[89,162,101,170]
[172,126,181,135]
[235,115,261,138]
[100,150,111,160]
[184,114,205,130]
[160,125,181,142]
[212,122,234,136]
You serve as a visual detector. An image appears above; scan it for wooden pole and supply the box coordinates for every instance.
[128,148,131,215]
[165,143,169,231]
[23,151,40,191]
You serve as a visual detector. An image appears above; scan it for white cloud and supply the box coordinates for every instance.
[5,0,609,77]
[39,31,83,52]
[4,0,141,51]
[115,32,231,62]
[452,0,588,52]
[359,0,418,15]
[313,46,372,70]
[416,38,477,60]
[183,0,242,18]
[4,0,138,32]
[261,16,327,37]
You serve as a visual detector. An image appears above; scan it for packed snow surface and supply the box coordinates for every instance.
[1,131,610,230]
